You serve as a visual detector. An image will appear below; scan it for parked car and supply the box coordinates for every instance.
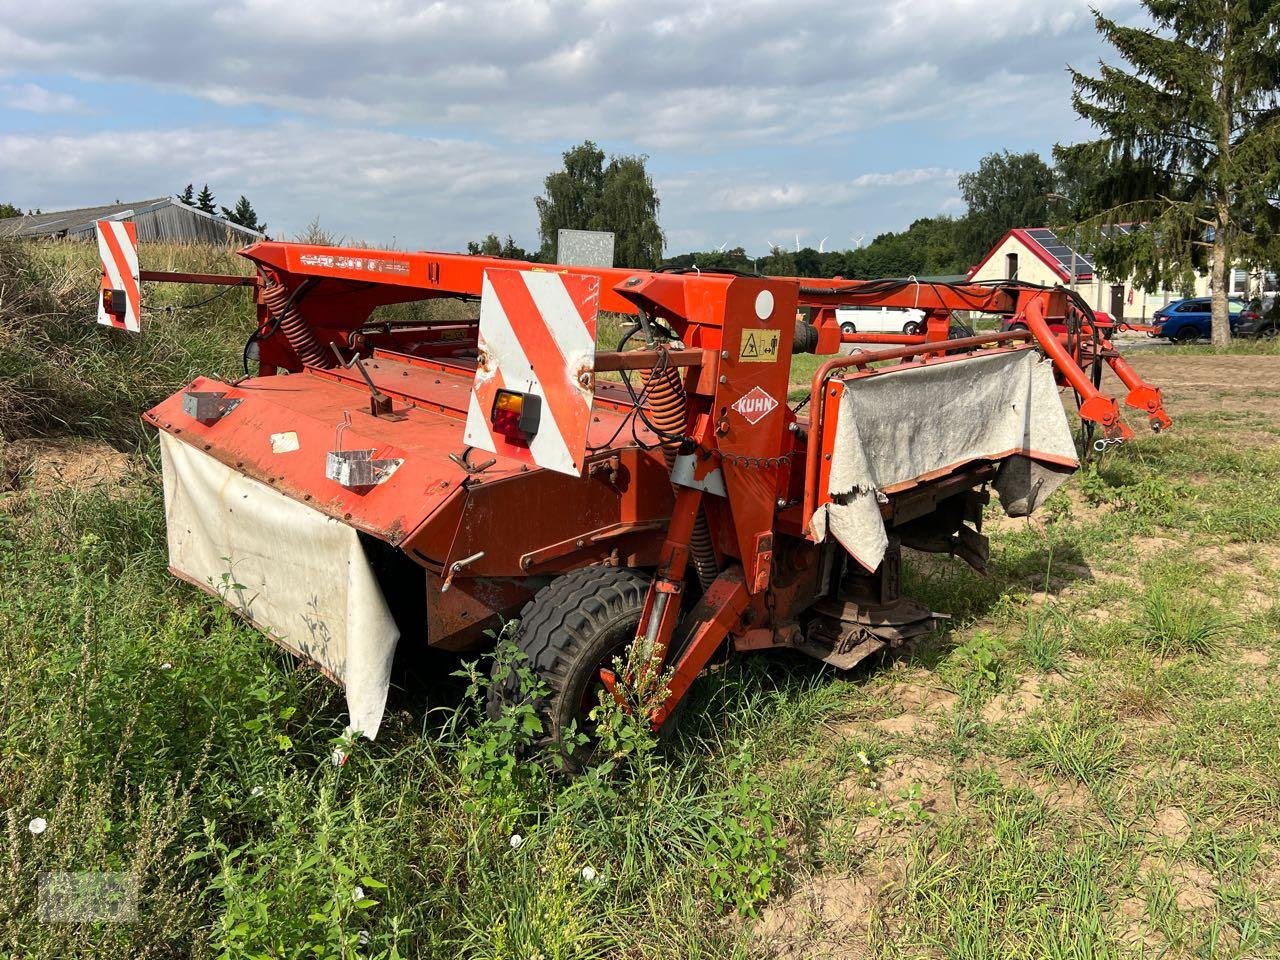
[1237,296,1279,339]
[1151,297,1251,342]
[836,306,926,335]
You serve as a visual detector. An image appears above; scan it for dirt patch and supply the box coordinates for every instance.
[980,678,1048,724]
[757,857,906,958]
[870,682,958,736]
[1149,807,1193,843]
[0,438,133,495]
[1123,354,1280,427]
[1135,854,1217,913]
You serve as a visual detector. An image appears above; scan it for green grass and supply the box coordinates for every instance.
[4,239,1280,957]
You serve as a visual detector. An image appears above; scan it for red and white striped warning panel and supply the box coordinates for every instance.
[96,219,141,333]
[464,268,600,477]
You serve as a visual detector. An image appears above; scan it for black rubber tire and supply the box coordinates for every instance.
[903,321,921,335]
[1172,326,1199,343]
[840,321,857,335]
[489,565,649,760]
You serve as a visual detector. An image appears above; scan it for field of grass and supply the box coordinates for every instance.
[3,240,1280,958]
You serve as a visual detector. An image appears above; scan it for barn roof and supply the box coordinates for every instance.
[0,197,265,243]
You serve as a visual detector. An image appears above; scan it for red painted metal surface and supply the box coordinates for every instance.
[135,241,1176,723]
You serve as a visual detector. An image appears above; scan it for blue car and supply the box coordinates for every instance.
[1151,297,1251,342]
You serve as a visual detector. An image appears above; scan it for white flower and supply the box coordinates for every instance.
[352,886,364,902]
[28,817,47,835]
[580,866,596,882]
[332,748,347,767]
[509,834,524,850]
[159,662,173,671]
[357,930,370,947]
[250,786,264,797]
[857,751,871,767]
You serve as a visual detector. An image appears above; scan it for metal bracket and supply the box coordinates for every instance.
[325,410,402,488]
[441,551,485,592]
[182,390,241,425]
[325,449,403,488]
[330,343,407,420]
[449,446,497,475]
[671,452,727,497]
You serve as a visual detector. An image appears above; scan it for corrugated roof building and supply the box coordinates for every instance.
[0,197,265,245]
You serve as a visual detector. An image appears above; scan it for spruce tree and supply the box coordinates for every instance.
[178,184,195,205]
[196,184,216,215]
[1065,1,1280,345]
[221,195,265,233]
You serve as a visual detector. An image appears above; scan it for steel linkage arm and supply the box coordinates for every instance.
[1080,323,1172,432]
[1019,293,1133,443]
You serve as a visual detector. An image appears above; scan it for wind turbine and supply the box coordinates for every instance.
[818,236,829,253]
[850,233,865,249]
[717,240,730,253]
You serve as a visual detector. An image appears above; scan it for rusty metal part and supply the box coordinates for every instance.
[798,596,938,670]
[128,239,1178,736]
[639,355,718,592]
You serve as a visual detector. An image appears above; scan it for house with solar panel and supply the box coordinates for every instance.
[966,226,1276,322]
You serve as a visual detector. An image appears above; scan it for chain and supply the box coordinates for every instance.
[702,447,797,470]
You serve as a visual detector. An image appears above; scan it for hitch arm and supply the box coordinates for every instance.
[1098,346,1172,432]
[1020,294,1133,442]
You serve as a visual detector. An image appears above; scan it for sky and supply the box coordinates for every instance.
[0,0,1138,256]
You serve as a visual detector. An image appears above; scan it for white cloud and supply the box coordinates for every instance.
[0,124,546,249]
[1,82,83,114]
[702,168,960,213]
[0,1,1142,253]
[2,1,1136,147]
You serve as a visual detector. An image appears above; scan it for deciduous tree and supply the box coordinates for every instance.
[535,141,665,268]
[957,151,1056,265]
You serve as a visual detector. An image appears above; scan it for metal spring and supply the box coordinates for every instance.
[263,281,331,369]
[640,360,719,592]
[638,362,687,467]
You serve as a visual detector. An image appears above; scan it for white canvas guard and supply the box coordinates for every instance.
[809,349,1079,570]
[159,432,400,739]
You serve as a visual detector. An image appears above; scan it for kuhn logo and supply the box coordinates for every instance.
[731,386,779,425]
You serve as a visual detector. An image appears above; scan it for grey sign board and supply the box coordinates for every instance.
[557,229,615,267]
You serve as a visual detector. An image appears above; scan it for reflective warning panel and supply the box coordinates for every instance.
[96,220,141,333]
[464,268,600,477]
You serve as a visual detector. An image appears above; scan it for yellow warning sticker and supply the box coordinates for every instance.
[739,328,780,363]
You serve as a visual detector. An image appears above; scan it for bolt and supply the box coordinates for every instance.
[721,350,729,359]
[776,498,786,508]
[788,422,799,432]
[719,375,728,384]
[576,539,585,548]
[824,453,832,460]
[578,372,592,387]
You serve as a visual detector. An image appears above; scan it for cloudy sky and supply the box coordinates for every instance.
[0,0,1136,255]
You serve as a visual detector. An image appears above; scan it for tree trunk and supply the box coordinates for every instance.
[1211,218,1231,348]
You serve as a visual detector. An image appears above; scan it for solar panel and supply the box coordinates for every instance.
[1024,227,1095,277]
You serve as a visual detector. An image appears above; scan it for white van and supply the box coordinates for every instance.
[836,306,926,335]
